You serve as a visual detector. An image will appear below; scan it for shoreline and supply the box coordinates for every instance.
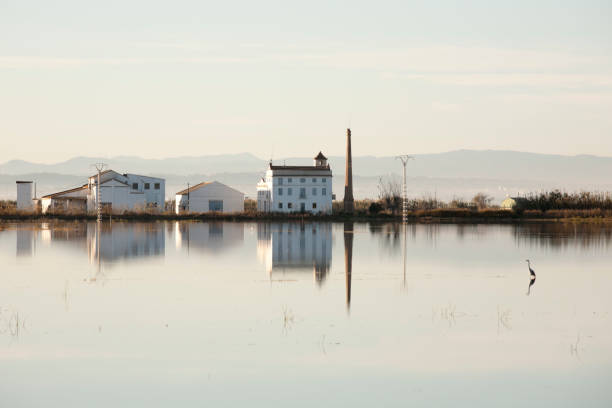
[2,211,612,224]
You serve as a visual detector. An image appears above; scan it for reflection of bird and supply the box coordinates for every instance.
[525,259,536,279]
[525,259,536,295]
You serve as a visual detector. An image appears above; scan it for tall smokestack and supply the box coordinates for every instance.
[343,128,354,213]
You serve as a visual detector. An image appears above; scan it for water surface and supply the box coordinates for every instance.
[1,221,611,407]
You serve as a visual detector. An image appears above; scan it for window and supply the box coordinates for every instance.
[278,202,283,209]
[288,188,292,195]
[312,178,316,182]
[288,202,293,209]
[278,178,283,185]
[312,188,317,196]
[144,183,150,190]
[322,178,327,183]
[209,200,223,211]
[312,202,317,209]
[300,178,306,183]
[132,183,138,190]
[322,188,327,196]
[278,187,283,196]
[154,183,160,190]
[288,178,292,183]
[299,188,306,199]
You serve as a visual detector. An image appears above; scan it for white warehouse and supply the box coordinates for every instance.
[39,170,165,214]
[175,181,244,214]
[256,152,333,214]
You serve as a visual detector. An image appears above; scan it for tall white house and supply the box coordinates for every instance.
[256,152,332,214]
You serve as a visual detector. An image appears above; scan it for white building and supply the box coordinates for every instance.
[40,170,165,214]
[256,152,333,214]
[175,181,244,214]
[16,181,34,210]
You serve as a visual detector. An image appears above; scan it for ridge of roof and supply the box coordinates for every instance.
[176,181,213,195]
[269,165,331,171]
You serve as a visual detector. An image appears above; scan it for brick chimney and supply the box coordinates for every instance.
[343,128,354,213]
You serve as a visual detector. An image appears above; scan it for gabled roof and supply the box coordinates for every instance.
[314,151,327,160]
[176,182,213,195]
[41,184,88,199]
[100,178,128,186]
[176,181,244,196]
[88,169,114,179]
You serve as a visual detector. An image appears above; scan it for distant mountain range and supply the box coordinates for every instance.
[1,150,611,202]
[2,150,612,183]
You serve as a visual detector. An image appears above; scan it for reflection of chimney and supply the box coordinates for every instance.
[344,222,353,310]
[343,128,354,213]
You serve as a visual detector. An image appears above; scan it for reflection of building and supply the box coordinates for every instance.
[16,228,36,257]
[174,222,244,252]
[88,222,165,263]
[256,152,333,214]
[257,222,332,283]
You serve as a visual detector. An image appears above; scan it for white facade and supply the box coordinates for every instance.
[256,152,333,214]
[175,181,244,214]
[88,171,165,213]
[40,170,165,214]
[16,181,33,210]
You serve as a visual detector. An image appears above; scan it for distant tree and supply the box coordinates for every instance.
[368,201,383,214]
[377,176,402,214]
[472,192,493,209]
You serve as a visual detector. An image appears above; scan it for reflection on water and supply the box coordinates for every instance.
[344,222,353,309]
[16,228,36,257]
[175,222,244,254]
[89,222,165,264]
[257,222,332,283]
[2,220,612,407]
[514,222,612,250]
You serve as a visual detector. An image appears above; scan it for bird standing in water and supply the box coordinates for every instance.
[526,259,536,295]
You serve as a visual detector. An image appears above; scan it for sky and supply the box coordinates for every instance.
[1,0,611,164]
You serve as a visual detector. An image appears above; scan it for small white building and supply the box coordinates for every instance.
[256,152,333,214]
[16,181,34,210]
[175,181,244,214]
[40,170,165,214]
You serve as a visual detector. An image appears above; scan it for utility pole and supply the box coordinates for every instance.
[93,163,107,222]
[187,182,190,214]
[395,155,414,223]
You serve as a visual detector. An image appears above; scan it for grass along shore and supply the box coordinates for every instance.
[1,207,612,223]
[2,192,612,223]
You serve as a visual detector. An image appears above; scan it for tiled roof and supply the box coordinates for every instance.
[314,151,327,160]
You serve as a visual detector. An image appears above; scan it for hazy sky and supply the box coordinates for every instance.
[1,0,611,163]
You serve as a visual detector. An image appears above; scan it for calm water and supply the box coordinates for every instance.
[1,221,611,407]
